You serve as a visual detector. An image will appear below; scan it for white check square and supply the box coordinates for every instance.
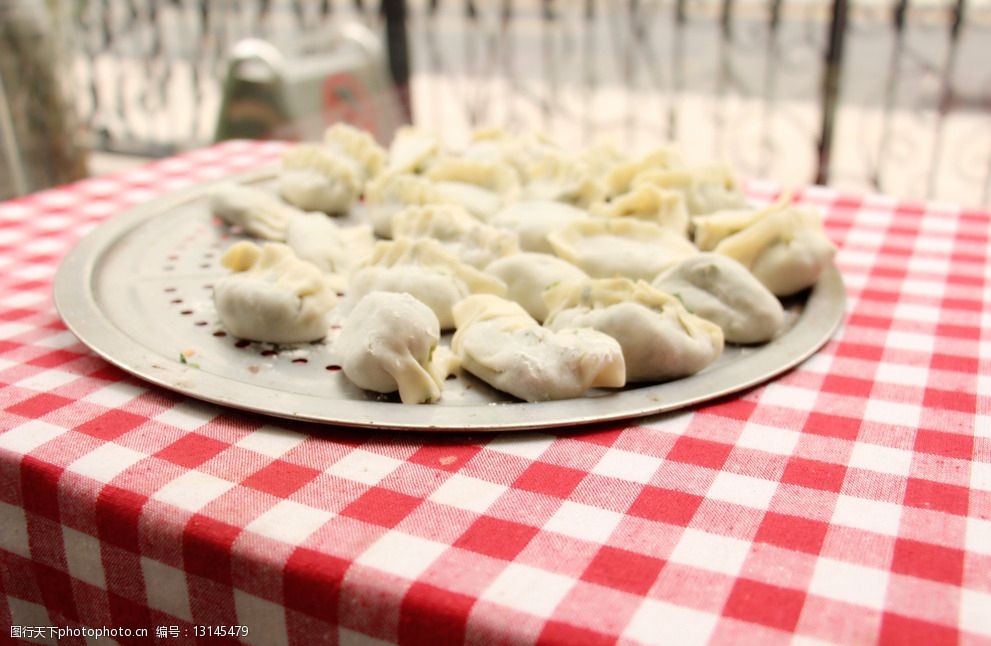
[0,322,32,339]
[63,527,106,589]
[893,303,941,324]
[355,531,447,580]
[68,444,146,483]
[668,529,752,576]
[0,501,30,558]
[154,401,216,430]
[624,599,717,644]
[863,399,922,428]
[482,563,574,616]
[972,461,991,493]
[848,442,913,477]
[736,423,800,456]
[428,474,506,513]
[544,501,623,543]
[235,590,288,646]
[141,557,193,621]
[960,589,991,637]
[591,448,663,484]
[485,433,556,459]
[6,598,52,640]
[245,500,333,545]
[975,415,991,440]
[874,362,930,387]
[809,557,888,610]
[83,382,146,408]
[831,495,902,536]
[153,471,234,512]
[706,471,778,509]
[326,449,403,486]
[885,331,935,354]
[0,420,66,455]
[965,518,991,556]
[760,383,818,411]
[16,369,77,392]
[235,426,307,458]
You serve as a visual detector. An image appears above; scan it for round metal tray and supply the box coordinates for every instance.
[54,167,845,431]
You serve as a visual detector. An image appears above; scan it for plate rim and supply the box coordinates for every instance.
[54,166,846,432]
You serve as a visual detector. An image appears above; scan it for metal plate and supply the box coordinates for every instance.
[54,167,845,431]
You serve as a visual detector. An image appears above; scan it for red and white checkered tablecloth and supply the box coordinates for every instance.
[1,140,989,646]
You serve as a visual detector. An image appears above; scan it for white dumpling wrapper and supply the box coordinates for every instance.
[522,152,605,206]
[605,147,686,197]
[209,185,300,241]
[391,203,519,269]
[279,144,361,214]
[213,241,337,343]
[592,184,690,235]
[336,292,456,404]
[489,200,589,254]
[692,207,763,251]
[451,294,626,402]
[322,123,386,180]
[284,212,374,276]
[714,202,837,296]
[346,238,506,329]
[426,158,521,220]
[486,253,589,322]
[548,218,698,281]
[653,253,784,343]
[364,172,452,238]
[633,163,749,216]
[385,126,441,174]
[544,278,724,382]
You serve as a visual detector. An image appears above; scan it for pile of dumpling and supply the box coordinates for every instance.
[209,124,836,404]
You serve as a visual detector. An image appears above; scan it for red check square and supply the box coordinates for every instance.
[903,478,968,516]
[754,512,828,555]
[408,444,482,473]
[7,393,74,418]
[892,538,964,586]
[27,349,84,368]
[513,462,587,499]
[242,460,321,498]
[702,398,757,421]
[453,516,538,560]
[666,436,733,470]
[923,388,976,413]
[284,547,350,623]
[802,412,861,441]
[342,487,421,528]
[781,457,846,493]
[183,514,241,584]
[155,434,229,468]
[724,578,805,632]
[537,621,615,646]
[913,429,973,461]
[627,487,703,526]
[880,612,958,646]
[399,582,475,646]
[76,410,146,441]
[581,546,665,595]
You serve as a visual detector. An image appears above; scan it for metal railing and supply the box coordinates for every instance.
[53,0,991,206]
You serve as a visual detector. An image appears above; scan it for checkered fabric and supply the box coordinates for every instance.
[1,140,989,646]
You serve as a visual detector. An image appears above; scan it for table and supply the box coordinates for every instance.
[1,140,988,645]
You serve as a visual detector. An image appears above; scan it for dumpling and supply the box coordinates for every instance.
[653,253,784,344]
[346,238,506,329]
[364,172,452,238]
[209,184,299,240]
[391,203,520,269]
[279,144,361,214]
[284,212,375,276]
[323,123,386,180]
[451,294,626,402]
[213,241,337,343]
[544,278,724,382]
[522,152,605,206]
[336,292,457,404]
[486,252,589,322]
[605,147,686,197]
[548,218,698,281]
[385,126,441,174]
[633,163,749,215]
[426,158,521,220]
[712,200,837,296]
[591,184,690,235]
[692,207,762,251]
[489,200,589,254]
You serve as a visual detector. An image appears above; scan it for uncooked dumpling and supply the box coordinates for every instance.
[426,158,521,220]
[592,183,690,235]
[337,292,457,404]
[544,278,724,382]
[633,163,749,216]
[548,218,698,280]
[391,203,519,269]
[485,252,589,322]
[284,212,374,276]
[489,200,589,254]
[451,294,626,402]
[653,253,784,343]
[364,172,452,238]
[213,241,337,343]
[209,185,299,240]
[279,144,361,214]
[385,126,441,174]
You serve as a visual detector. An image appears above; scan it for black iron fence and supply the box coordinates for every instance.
[54,0,991,206]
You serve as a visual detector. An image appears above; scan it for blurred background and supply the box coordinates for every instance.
[2,0,990,207]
